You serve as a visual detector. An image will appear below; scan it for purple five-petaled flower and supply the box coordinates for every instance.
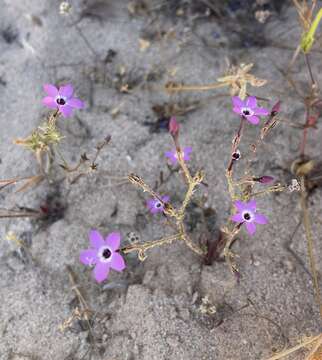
[147,195,170,214]
[80,230,126,283]
[42,83,84,118]
[232,96,269,125]
[231,200,268,236]
[165,147,192,165]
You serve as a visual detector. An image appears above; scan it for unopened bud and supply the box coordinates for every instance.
[257,176,274,184]
[271,101,281,116]
[169,116,179,137]
[104,134,112,143]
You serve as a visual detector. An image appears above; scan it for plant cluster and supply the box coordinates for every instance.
[2,1,322,358]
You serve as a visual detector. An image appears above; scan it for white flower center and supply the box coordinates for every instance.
[98,246,113,263]
[242,211,253,222]
[56,95,67,105]
[241,107,254,117]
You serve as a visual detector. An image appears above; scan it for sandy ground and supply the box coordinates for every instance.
[0,0,321,359]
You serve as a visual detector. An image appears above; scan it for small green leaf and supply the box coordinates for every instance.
[301,8,322,53]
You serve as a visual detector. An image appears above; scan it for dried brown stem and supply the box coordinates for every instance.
[226,117,246,202]
[128,135,206,258]
[305,53,316,87]
[223,224,243,275]
[122,234,181,261]
[305,334,322,360]
[128,173,174,214]
[264,333,321,360]
[300,176,322,319]
[66,265,90,310]
[251,183,286,198]
[227,117,245,173]
[0,208,41,219]
[165,82,227,93]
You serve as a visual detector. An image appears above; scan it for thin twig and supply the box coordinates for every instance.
[264,334,321,360]
[300,176,322,319]
[122,234,181,261]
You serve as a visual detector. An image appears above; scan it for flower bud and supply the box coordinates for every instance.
[169,116,179,137]
[271,101,281,116]
[258,176,274,184]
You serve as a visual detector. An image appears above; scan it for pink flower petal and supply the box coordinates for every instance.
[150,206,160,214]
[105,232,121,251]
[59,84,73,98]
[245,222,256,236]
[247,200,257,211]
[254,213,268,224]
[165,151,177,165]
[234,200,246,211]
[80,249,97,266]
[246,96,257,108]
[89,230,105,249]
[110,253,126,272]
[254,107,269,116]
[93,262,110,283]
[183,147,192,161]
[42,96,58,109]
[164,151,173,158]
[161,195,170,203]
[184,147,192,155]
[43,84,58,97]
[59,104,73,118]
[232,96,244,108]
[231,213,244,223]
[67,98,84,109]
[147,199,155,210]
[247,115,260,125]
[233,107,242,115]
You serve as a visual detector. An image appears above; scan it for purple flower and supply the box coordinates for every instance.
[232,96,269,125]
[80,230,126,283]
[42,84,84,118]
[147,195,170,214]
[165,147,192,165]
[231,200,268,236]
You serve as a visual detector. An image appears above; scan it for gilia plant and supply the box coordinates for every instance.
[80,116,206,283]
[0,83,109,198]
[221,97,289,275]
[125,116,206,260]
[80,96,295,282]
